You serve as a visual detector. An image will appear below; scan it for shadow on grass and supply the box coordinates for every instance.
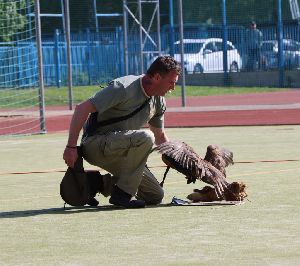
[0,203,174,219]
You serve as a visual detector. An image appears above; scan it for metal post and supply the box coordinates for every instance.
[16,37,23,87]
[222,0,229,86]
[277,0,284,87]
[117,26,124,76]
[93,0,99,33]
[123,0,161,74]
[64,0,73,110]
[123,0,129,75]
[34,0,46,133]
[178,0,185,107]
[60,0,66,34]
[86,28,92,85]
[138,0,144,73]
[54,29,61,88]
[169,0,175,57]
[156,0,161,56]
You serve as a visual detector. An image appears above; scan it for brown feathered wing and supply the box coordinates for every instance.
[154,141,230,196]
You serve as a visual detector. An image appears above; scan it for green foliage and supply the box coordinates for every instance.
[0,0,27,42]
[176,0,293,26]
[38,0,295,34]
[40,0,96,33]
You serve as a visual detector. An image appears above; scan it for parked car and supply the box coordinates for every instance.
[173,38,242,73]
[260,39,300,70]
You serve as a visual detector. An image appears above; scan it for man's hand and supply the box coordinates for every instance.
[63,146,78,168]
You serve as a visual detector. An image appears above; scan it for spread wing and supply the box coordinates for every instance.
[154,141,229,196]
[155,141,201,176]
[204,144,234,177]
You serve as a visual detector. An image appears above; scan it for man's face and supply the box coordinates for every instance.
[153,70,179,96]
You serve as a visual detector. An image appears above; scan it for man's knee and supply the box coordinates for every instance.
[136,187,164,205]
[136,166,164,205]
[146,188,164,205]
[139,130,155,149]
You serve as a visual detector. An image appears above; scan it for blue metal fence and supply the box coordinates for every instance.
[0,23,299,88]
[49,24,299,87]
[41,28,164,86]
[0,43,38,88]
[41,28,124,86]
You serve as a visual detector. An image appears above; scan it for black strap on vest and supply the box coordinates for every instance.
[83,97,151,138]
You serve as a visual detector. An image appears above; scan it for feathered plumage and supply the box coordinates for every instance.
[204,144,234,177]
[154,141,234,196]
[187,182,247,202]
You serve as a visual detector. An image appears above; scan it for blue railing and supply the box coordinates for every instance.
[0,42,38,88]
[0,24,299,88]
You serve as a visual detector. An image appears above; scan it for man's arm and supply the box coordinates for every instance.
[149,125,169,145]
[63,99,96,168]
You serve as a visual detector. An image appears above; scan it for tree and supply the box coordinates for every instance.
[0,0,27,42]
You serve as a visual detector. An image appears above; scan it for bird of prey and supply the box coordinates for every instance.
[154,141,234,197]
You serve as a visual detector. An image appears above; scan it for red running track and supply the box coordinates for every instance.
[1,90,300,134]
[46,90,300,132]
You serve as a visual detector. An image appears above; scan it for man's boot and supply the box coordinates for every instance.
[87,197,99,206]
[109,185,145,208]
[86,170,104,206]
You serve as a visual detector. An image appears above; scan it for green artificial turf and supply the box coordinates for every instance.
[0,126,299,265]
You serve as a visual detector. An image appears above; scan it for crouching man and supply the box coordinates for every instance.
[63,56,181,208]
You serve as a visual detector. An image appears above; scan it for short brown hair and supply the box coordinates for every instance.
[146,56,181,77]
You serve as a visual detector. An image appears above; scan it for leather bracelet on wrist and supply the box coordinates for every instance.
[66,145,77,149]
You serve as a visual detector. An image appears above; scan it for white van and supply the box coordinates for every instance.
[173,38,242,73]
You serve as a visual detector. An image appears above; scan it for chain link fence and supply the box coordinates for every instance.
[2,0,300,88]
